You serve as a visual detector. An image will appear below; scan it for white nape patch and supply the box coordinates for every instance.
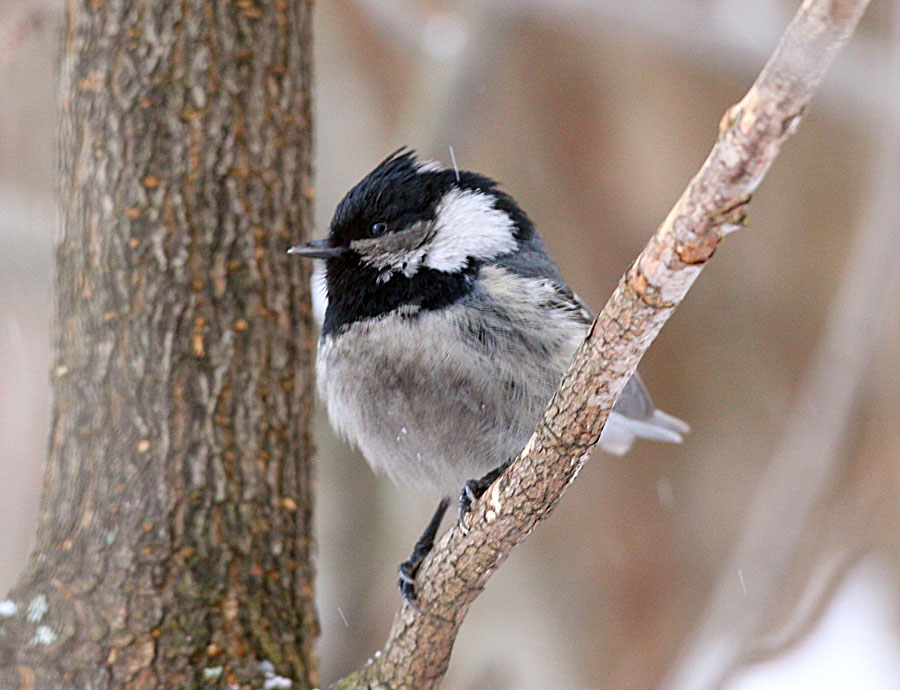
[415,158,444,173]
[424,188,516,272]
[0,600,17,617]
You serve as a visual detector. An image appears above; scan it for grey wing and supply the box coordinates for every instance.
[495,232,565,283]
[610,373,690,444]
[494,232,689,448]
[616,371,656,420]
[497,243,690,443]
[546,281,593,327]
[495,238,594,326]
[599,330,690,441]
[545,287,684,435]
[550,281,690,443]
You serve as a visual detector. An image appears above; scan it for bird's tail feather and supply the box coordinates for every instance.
[599,409,689,455]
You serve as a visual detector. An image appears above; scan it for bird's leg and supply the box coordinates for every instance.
[396,461,512,605]
[459,460,512,523]
[397,497,450,608]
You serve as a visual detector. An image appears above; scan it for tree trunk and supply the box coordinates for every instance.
[0,2,318,688]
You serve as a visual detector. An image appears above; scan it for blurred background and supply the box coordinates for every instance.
[2,0,900,688]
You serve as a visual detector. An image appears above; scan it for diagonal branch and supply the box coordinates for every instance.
[330,1,871,687]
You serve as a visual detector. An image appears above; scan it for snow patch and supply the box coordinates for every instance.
[26,594,47,622]
[727,558,900,690]
[29,625,57,646]
[202,667,223,680]
[260,659,292,689]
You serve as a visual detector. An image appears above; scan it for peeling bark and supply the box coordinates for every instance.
[330,0,872,688]
[0,1,318,688]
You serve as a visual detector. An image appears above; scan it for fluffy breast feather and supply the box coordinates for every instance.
[316,266,587,495]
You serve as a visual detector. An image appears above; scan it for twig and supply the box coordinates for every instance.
[330,1,871,687]
[660,6,900,689]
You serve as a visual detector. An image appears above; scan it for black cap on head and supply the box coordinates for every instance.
[288,148,535,260]
[328,148,500,246]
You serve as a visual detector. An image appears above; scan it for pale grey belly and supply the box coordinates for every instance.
[317,307,578,496]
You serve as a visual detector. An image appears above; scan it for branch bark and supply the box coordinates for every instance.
[0,2,319,688]
[330,1,871,687]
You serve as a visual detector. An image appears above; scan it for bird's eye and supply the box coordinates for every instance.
[370,221,388,237]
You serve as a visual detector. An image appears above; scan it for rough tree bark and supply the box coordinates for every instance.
[0,2,318,689]
[331,0,871,688]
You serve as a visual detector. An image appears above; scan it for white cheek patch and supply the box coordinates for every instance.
[424,188,517,272]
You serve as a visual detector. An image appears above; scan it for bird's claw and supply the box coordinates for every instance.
[457,461,511,526]
[397,560,421,609]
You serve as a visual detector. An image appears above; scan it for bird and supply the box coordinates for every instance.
[289,148,688,604]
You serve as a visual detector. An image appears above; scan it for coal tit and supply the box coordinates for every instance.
[290,149,688,602]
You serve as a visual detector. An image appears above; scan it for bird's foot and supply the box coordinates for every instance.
[458,460,512,529]
[397,497,450,608]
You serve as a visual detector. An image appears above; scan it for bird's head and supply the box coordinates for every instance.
[289,149,537,333]
[289,148,532,280]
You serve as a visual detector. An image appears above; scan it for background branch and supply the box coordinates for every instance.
[331,0,871,687]
[660,7,900,687]
[508,0,895,123]
[351,0,897,123]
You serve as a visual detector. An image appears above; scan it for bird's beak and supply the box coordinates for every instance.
[287,239,346,259]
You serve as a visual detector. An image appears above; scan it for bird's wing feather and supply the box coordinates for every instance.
[494,236,593,324]
[545,281,594,327]
[616,371,657,421]
[494,233,564,282]
[497,247,686,432]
